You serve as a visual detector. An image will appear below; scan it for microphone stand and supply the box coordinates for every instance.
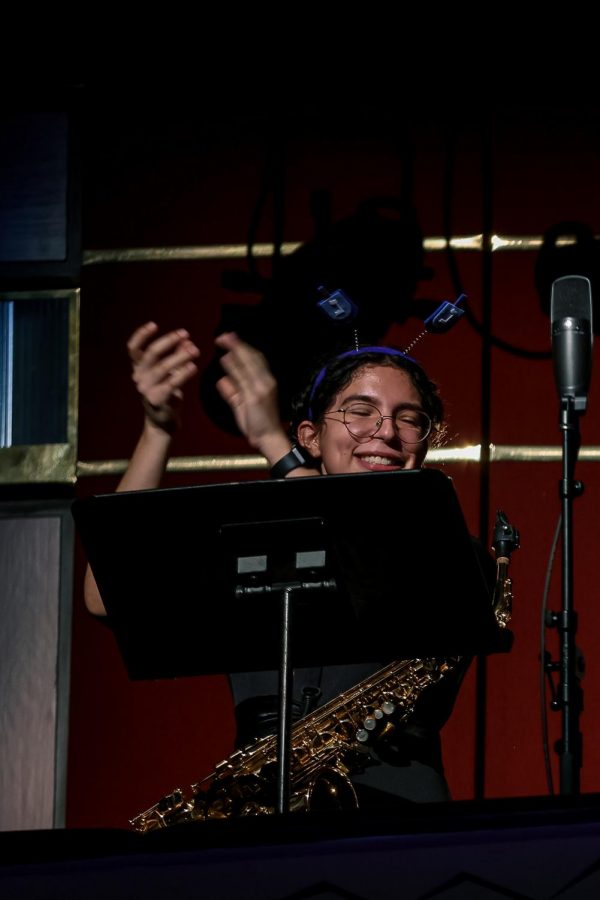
[547,394,584,794]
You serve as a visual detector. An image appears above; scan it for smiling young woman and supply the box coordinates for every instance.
[84,326,492,814]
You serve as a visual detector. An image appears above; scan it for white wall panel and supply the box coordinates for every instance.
[0,509,71,830]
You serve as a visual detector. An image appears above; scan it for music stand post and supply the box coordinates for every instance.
[232,535,337,814]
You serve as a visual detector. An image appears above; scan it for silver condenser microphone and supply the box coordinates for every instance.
[550,275,593,410]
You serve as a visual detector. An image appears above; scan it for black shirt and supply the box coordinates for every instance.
[229,537,498,808]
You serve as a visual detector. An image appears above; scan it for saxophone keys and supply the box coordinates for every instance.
[381,700,395,715]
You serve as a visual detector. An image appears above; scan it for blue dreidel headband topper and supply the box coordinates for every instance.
[309,288,467,419]
[317,285,466,354]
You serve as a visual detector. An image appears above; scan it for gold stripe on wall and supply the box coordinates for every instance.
[76,445,600,478]
[82,234,584,265]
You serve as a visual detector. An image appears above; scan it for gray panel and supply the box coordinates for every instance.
[0,516,61,831]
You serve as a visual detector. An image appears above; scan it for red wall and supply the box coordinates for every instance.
[67,101,600,828]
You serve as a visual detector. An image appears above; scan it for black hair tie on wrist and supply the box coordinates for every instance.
[270,446,309,479]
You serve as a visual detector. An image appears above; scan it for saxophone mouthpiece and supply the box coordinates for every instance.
[493,510,520,560]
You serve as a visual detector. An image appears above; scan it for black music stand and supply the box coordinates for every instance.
[73,468,505,814]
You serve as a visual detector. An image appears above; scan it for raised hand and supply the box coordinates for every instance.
[128,322,200,432]
[215,332,286,456]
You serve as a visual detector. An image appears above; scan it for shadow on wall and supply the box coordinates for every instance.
[200,193,439,435]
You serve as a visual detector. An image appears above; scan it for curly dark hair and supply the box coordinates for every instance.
[290,347,447,448]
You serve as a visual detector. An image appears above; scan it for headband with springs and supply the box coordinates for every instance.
[307,290,467,420]
[307,346,417,421]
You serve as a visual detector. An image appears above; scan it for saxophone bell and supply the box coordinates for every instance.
[305,766,358,811]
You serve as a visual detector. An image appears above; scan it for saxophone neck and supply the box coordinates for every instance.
[492,510,520,561]
[491,510,520,629]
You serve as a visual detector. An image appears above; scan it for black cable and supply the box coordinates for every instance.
[441,121,550,362]
[442,117,489,799]
[246,154,273,286]
[473,113,494,801]
[268,113,287,283]
[462,305,551,360]
[540,513,562,796]
[245,114,287,288]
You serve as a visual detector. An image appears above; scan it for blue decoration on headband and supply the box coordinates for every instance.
[403,293,468,355]
[424,293,466,333]
[316,286,359,321]
[307,346,416,420]
[308,289,468,419]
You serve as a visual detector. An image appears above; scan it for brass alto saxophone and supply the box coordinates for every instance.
[130,511,519,832]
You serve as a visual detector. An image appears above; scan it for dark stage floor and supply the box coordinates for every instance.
[2,794,600,899]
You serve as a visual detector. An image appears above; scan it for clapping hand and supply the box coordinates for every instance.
[215,332,283,451]
[128,322,200,432]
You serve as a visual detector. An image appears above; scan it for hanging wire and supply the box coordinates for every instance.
[441,123,551,361]
[244,115,287,287]
[540,513,562,795]
[442,118,560,794]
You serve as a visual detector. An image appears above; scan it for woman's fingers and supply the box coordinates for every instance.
[127,323,200,417]
[216,332,273,397]
[134,328,195,371]
[167,358,199,389]
[127,321,159,363]
[215,375,240,406]
[143,341,199,385]
[131,325,198,381]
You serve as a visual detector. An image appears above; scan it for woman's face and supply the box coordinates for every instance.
[298,364,429,475]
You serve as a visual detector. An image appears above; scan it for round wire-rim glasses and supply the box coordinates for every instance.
[324,402,432,444]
